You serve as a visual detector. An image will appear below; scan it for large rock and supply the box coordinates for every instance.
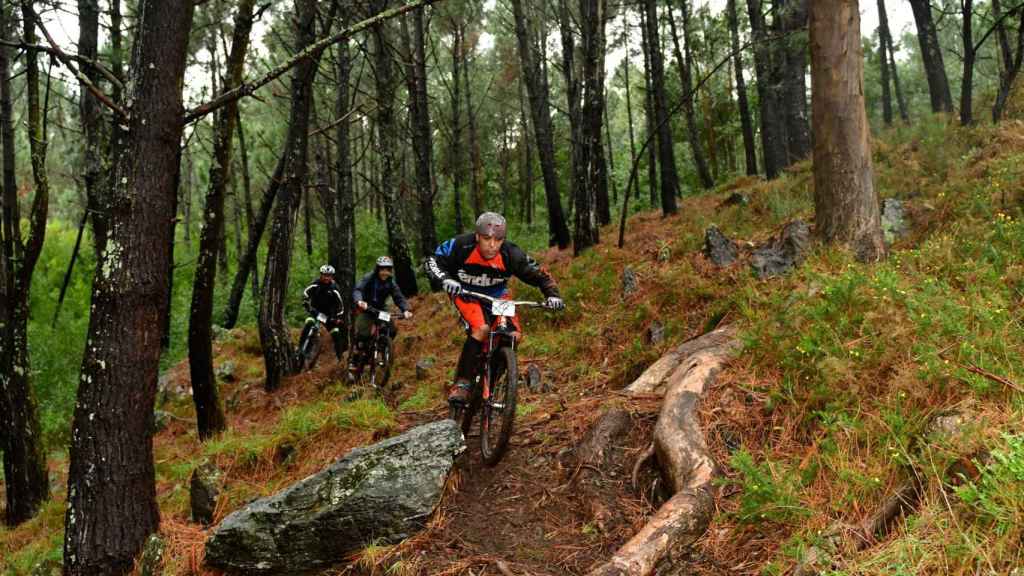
[622,267,639,297]
[750,220,811,279]
[703,226,738,267]
[204,420,465,574]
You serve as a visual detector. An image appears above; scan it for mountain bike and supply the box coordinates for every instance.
[349,306,400,391]
[296,312,331,372]
[449,290,558,466]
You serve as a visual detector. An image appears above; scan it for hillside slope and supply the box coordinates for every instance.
[3,120,1024,575]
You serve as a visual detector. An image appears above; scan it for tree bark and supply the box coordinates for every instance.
[747,0,787,179]
[877,0,894,125]
[188,0,255,440]
[992,0,1024,122]
[909,0,954,113]
[639,6,658,205]
[643,0,679,214]
[371,0,419,297]
[727,0,758,176]
[668,1,714,190]
[0,1,49,526]
[518,77,534,224]
[574,0,605,253]
[776,0,812,164]
[77,0,108,259]
[449,23,465,232]
[258,0,320,392]
[235,108,260,301]
[401,10,437,259]
[511,0,571,247]
[463,35,484,219]
[62,0,195,572]
[885,10,910,123]
[810,0,886,263]
[961,0,976,125]
[621,13,641,198]
[334,38,357,313]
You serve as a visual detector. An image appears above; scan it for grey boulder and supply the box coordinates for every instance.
[751,220,810,279]
[703,226,738,267]
[204,419,465,574]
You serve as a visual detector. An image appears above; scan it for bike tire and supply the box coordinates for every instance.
[376,336,392,389]
[461,385,481,438]
[480,347,518,466]
[300,329,321,372]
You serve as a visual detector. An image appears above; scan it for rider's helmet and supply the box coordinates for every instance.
[475,212,507,239]
[375,256,394,268]
[319,264,335,276]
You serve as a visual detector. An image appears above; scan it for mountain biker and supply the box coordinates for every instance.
[300,264,346,361]
[348,256,413,379]
[425,212,564,407]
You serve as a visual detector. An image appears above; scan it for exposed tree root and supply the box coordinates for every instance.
[586,326,741,576]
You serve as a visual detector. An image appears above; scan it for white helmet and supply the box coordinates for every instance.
[319,264,335,275]
[376,256,394,268]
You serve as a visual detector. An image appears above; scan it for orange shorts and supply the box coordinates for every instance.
[453,295,522,334]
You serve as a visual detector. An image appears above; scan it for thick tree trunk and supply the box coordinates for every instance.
[668,2,713,190]
[810,0,886,263]
[258,0,319,392]
[0,3,49,526]
[727,0,758,176]
[558,0,588,252]
[909,0,954,113]
[961,0,976,125]
[62,1,195,572]
[401,10,437,259]
[372,0,419,297]
[235,109,260,301]
[747,0,787,179]
[877,0,893,125]
[992,1,1024,122]
[511,0,571,248]
[188,0,255,440]
[643,0,679,214]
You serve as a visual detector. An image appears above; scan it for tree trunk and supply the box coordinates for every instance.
[886,13,910,123]
[747,0,787,179]
[877,0,893,125]
[62,0,195,572]
[258,0,319,392]
[372,0,419,297]
[727,0,758,176]
[235,108,260,301]
[643,0,679,214]
[401,10,437,259]
[574,0,604,253]
[558,0,587,250]
[334,39,357,313]
[77,0,108,259]
[188,0,255,441]
[909,0,954,113]
[511,0,571,248]
[961,0,976,125]
[463,36,484,218]
[992,0,1024,122]
[810,0,886,263]
[621,14,641,198]
[639,6,658,205]
[777,0,812,164]
[518,78,534,224]
[668,1,713,190]
[449,23,465,232]
[0,2,49,526]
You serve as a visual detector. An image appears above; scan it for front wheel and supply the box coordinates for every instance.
[298,326,321,372]
[480,347,518,466]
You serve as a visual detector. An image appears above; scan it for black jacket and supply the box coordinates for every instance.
[425,233,560,298]
[353,271,409,312]
[303,279,344,317]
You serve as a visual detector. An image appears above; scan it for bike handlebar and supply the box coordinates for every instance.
[459,290,559,310]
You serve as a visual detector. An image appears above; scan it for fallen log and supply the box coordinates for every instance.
[587,327,741,576]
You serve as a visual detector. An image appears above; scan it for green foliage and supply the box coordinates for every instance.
[956,434,1024,535]
[726,449,810,526]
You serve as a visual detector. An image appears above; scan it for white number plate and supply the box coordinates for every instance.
[378,311,391,322]
[317,313,327,323]
[492,300,516,317]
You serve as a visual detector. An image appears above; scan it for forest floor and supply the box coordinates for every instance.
[4,120,1024,575]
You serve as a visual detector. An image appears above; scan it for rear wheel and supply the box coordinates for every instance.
[299,326,321,372]
[480,347,518,466]
[375,335,392,390]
